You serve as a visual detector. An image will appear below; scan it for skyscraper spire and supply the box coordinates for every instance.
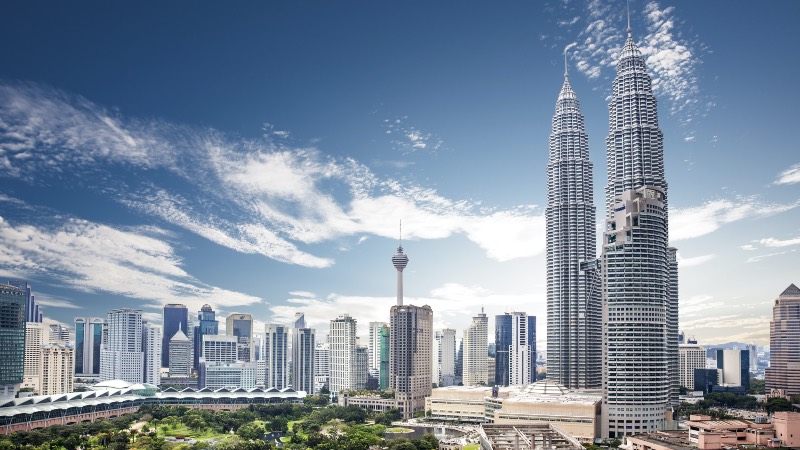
[626,0,632,36]
[392,225,409,306]
[546,52,601,390]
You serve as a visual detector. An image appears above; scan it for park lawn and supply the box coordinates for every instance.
[280,436,291,443]
[287,420,303,432]
[463,444,480,450]
[288,419,307,438]
[385,427,414,433]
[156,423,229,440]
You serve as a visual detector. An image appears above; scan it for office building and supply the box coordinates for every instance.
[680,343,706,390]
[601,21,676,437]
[169,325,192,377]
[354,345,368,390]
[0,284,27,399]
[329,314,358,393]
[39,343,74,395]
[291,314,315,393]
[22,322,47,393]
[264,323,288,389]
[202,335,238,364]
[546,53,601,390]
[463,308,488,386]
[100,308,144,383]
[766,284,800,396]
[379,325,390,389]
[198,361,257,390]
[48,324,69,342]
[142,322,161,386]
[74,317,104,379]
[434,328,456,387]
[226,313,254,362]
[694,368,722,394]
[717,349,750,391]
[314,341,330,392]
[161,304,188,368]
[369,321,387,374]
[7,280,42,324]
[496,313,536,386]
[193,304,219,370]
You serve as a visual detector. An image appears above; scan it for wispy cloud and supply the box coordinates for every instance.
[383,117,443,154]
[670,196,799,241]
[0,83,544,269]
[758,236,800,248]
[740,244,757,251]
[549,1,709,124]
[746,249,796,264]
[0,211,261,312]
[774,163,800,185]
[676,253,714,267]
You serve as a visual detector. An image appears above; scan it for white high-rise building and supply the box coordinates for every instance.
[329,315,358,393]
[369,321,388,372]
[508,312,532,386]
[434,329,456,387]
[462,308,488,386]
[265,323,288,389]
[202,335,239,364]
[48,324,70,342]
[314,341,330,392]
[100,308,144,383]
[23,322,47,393]
[601,21,678,438]
[546,51,601,390]
[169,324,192,377]
[680,343,706,390]
[292,313,315,394]
[40,343,74,395]
[142,322,161,386]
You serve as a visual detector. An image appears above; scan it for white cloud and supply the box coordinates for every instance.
[740,244,757,251]
[0,214,261,313]
[676,253,714,267]
[758,236,800,248]
[670,197,799,241]
[383,117,442,154]
[746,250,796,264]
[0,83,544,267]
[774,163,800,185]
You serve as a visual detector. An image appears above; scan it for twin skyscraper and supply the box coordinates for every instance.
[546,24,679,438]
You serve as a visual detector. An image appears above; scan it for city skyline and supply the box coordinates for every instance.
[0,1,799,346]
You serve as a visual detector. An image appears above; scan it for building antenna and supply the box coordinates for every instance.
[564,46,569,78]
[626,0,632,36]
[399,219,402,248]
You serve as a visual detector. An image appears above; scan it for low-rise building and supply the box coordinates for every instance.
[478,423,582,450]
[684,415,775,449]
[772,412,800,448]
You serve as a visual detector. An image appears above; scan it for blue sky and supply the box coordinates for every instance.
[1,1,798,347]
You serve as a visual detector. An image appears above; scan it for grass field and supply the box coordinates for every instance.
[463,444,480,450]
[385,427,414,433]
[155,423,230,440]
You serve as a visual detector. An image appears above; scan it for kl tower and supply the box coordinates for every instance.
[391,222,409,306]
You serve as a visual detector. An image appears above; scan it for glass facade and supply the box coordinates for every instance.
[162,304,188,367]
[0,284,26,386]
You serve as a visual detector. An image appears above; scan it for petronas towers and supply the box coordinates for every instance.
[546,24,679,438]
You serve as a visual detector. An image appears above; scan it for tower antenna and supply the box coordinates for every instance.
[626,0,632,36]
[399,219,402,247]
[564,46,568,78]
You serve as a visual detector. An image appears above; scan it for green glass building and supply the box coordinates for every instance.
[0,283,26,399]
[379,325,390,389]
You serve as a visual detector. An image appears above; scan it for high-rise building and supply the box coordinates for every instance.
[48,324,70,342]
[329,314,358,393]
[202,335,238,364]
[291,314,315,394]
[23,322,47,393]
[434,329,456,387]
[40,343,74,395]
[74,317,104,379]
[462,308,488,386]
[169,324,192,377]
[194,304,219,370]
[667,248,680,407]
[354,346,369,390]
[226,313,254,362]
[7,280,42,323]
[100,308,144,383]
[601,21,677,438]
[265,323,288,389]
[142,322,161,386]
[369,321,388,373]
[546,53,601,390]
[162,304,188,368]
[717,349,750,391]
[495,312,535,386]
[379,325,390,389]
[0,284,28,399]
[199,361,257,390]
[314,341,330,392]
[766,284,800,396]
[680,343,706,390]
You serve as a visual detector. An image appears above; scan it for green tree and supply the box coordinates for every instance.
[415,433,438,450]
[237,422,265,441]
[765,397,793,414]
